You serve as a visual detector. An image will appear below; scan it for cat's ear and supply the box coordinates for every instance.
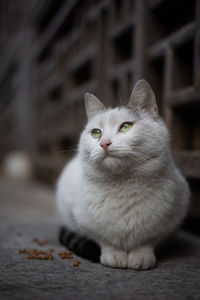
[127,79,158,118]
[84,93,105,120]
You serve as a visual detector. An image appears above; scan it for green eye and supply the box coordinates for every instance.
[119,122,133,133]
[91,128,102,139]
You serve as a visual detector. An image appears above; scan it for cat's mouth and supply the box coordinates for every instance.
[102,151,119,159]
[100,151,124,170]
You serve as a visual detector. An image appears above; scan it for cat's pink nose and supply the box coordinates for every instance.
[100,140,112,151]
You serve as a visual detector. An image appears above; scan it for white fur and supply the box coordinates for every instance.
[56,81,189,270]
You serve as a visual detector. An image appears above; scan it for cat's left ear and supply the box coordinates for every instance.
[84,93,105,120]
[127,79,158,118]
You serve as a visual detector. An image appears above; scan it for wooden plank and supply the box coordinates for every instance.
[95,10,108,101]
[163,47,174,134]
[107,59,135,80]
[29,0,54,24]
[54,29,81,55]
[194,0,200,88]
[166,86,200,107]
[148,0,167,10]
[147,22,195,61]
[163,47,174,94]
[174,151,200,179]
[109,13,136,39]
[68,80,97,103]
[134,0,146,81]
[33,0,78,58]
[68,45,97,73]
[87,0,109,20]
[40,74,63,96]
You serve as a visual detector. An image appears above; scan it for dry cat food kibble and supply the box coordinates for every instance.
[73,260,80,267]
[18,242,81,266]
[19,248,54,260]
[58,250,74,259]
[32,237,49,246]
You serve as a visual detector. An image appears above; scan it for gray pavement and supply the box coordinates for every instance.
[0,177,200,300]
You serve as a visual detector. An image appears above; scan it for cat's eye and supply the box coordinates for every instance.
[91,128,102,139]
[119,122,133,133]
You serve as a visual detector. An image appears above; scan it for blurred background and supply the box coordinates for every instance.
[0,0,199,230]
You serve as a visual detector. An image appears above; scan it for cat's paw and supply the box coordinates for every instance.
[100,249,127,268]
[128,247,156,270]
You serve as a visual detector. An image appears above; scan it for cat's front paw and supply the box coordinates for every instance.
[128,246,156,270]
[100,249,127,269]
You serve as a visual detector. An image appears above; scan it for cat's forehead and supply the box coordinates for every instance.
[87,107,135,128]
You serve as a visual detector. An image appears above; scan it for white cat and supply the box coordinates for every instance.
[56,79,190,270]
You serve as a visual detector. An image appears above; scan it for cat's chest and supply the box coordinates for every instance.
[74,178,148,243]
[73,177,155,243]
[82,178,147,219]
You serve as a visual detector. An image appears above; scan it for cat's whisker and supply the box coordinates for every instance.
[131,151,151,160]
[90,151,102,161]
[112,148,151,161]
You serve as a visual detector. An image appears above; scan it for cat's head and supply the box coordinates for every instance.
[79,79,169,173]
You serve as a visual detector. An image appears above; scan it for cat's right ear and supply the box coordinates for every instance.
[84,93,105,120]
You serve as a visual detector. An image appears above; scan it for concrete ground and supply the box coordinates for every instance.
[0,177,200,300]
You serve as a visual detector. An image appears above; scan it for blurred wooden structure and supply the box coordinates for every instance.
[0,0,200,219]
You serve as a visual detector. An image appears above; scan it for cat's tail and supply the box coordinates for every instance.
[59,226,101,262]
